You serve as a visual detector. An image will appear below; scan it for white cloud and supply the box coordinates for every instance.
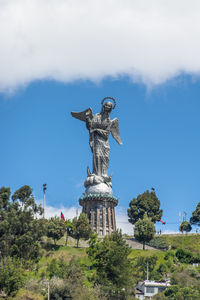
[116,207,134,235]
[41,203,195,235]
[0,0,200,92]
[44,204,80,220]
[43,203,133,234]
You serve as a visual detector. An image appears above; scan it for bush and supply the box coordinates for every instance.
[13,289,44,300]
[0,258,26,296]
[175,249,197,264]
[147,236,169,250]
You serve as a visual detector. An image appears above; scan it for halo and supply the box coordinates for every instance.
[101,97,117,109]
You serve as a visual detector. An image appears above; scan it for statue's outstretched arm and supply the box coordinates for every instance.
[71,108,93,122]
[110,118,122,145]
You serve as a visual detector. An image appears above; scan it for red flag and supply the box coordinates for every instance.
[160,219,166,225]
[61,212,65,222]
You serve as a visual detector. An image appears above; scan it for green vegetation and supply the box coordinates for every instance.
[0,185,45,261]
[179,221,192,233]
[134,213,156,250]
[87,230,135,298]
[147,236,169,250]
[47,217,66,245]
[127,188,163,224]
[164,234,200,254]
[1,185,200,299]
[72,213,92,247]
[190,202,200,226]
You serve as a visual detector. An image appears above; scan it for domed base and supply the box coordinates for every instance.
[85,182,113,196]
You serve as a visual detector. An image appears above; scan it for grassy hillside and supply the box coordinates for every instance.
[39,234,200,265]
[35,234,200,276]
[164,234,200,254]
[8,234,200,299]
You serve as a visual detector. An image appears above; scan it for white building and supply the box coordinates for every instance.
[136,280,170,299]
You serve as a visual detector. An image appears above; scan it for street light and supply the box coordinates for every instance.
[43,183,47,219]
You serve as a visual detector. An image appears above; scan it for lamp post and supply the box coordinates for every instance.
[43,184,47,219]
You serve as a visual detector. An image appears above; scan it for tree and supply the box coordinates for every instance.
[46,217,66,245]
[179,221,192,234]
[127,189,163,225]
[0,258,25,296]
[88,230,134,298]
[47,257,95,300]
[64,219,74,246]
[135,255,158,280]
[72,213,92,247]
[134,213,156,250]
[190,202,200,226]
[0,185,45,261]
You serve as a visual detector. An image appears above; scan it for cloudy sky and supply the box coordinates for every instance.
[1,0,200,234]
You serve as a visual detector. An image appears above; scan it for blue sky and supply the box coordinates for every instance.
[1,76,200,233]
[0,1,200,234]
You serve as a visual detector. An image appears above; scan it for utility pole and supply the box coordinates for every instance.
[147,262,149,281]
[183,211,187,222]
[43,184,47,219]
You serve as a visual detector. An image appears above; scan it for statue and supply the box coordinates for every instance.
[71,97,122,195]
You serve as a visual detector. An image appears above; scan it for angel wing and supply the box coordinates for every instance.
[71,108,93,122]
[110,118,122,145]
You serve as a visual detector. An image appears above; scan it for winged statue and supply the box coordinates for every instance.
[71,97,122,188]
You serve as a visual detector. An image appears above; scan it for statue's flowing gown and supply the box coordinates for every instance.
[87,113,111,177]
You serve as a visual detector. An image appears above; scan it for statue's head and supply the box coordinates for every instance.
[102,101,113,113]
[101,97,116,114]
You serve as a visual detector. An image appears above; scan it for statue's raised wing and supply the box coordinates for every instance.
[71,108,93,122]
[110,118,122,145]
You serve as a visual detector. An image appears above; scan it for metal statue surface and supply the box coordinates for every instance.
[71,97,122,195]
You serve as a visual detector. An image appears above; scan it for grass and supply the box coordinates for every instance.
[28,240,89,280]
[163,234,200,254]
[30,234,200,280]
[129,249,166,266]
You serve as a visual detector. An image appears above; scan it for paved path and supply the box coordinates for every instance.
[125,238,156,250]
[66,237,156,250]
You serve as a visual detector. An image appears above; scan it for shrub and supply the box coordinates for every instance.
[148,236,169,250]
[175,249,195,264]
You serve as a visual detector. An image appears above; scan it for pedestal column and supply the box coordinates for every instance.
[79,195,118,236]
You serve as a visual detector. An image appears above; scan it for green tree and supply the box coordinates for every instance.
[46,217,66,245]
[127,189,163,225]
[64,219,74,246]
[72,213,92,247]
[165,266,200,299]
[47,257,95,300]
[88,230,134,298]
[0,185,45,261]
[135,255,158,280]
[179,221,192,234]
[87,232,99,267]
[0,258,25,296]
[134,213,156,250]
[190,202,200,226]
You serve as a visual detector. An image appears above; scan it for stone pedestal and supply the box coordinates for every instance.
[79,193,118,236]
